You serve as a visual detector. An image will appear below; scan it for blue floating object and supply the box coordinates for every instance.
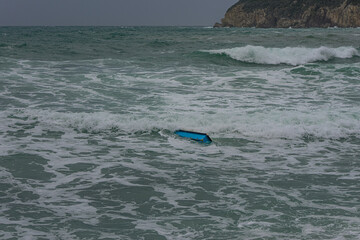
[174,130,212,143]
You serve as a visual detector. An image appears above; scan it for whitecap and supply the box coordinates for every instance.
[204,45,359,65]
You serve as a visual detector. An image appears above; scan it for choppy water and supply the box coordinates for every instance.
[0,27,359,239]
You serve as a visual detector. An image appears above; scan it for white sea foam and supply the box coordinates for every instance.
[9,107,359,141]
[205,46,359,65]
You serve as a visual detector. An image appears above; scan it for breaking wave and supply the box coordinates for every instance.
[8,108,360,141]
[204,46,359,65]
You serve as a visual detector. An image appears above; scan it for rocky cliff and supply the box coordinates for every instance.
[214,0,360,28]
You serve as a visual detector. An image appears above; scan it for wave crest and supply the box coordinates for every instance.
[9,109,360,140]
[205,46,359,65]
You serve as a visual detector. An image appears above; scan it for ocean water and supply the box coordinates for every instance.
[0,26,359,239]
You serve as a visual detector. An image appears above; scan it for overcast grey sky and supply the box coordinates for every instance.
[0,0,238,26]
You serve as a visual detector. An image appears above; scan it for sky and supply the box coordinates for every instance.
[0,0,238,26]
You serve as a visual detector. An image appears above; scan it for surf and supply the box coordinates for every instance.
[203,45,360,65]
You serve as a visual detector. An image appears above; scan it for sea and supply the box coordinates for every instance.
[0,26,359,240]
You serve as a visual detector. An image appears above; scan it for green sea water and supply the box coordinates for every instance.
[0,27,360,239]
